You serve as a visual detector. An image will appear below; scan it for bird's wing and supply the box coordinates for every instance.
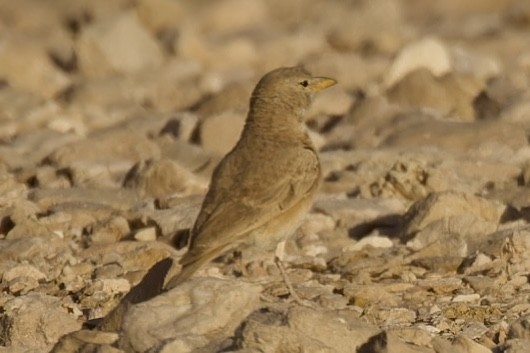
[181,146,320,266]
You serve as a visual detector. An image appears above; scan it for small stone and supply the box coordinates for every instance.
[344,235,393,252]
[133,227,157,242]
[377,308,417,326]
[8,276,40,294]
[2,264,47,283]
[452,294,481,303]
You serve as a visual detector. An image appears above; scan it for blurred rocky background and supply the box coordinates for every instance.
[1,0,530,352]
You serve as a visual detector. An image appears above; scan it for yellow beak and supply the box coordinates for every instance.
[309,77,337,93]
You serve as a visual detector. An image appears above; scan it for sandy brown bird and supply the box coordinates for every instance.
[167,66,336,288]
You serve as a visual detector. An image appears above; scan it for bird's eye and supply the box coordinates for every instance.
[299,80,309,87]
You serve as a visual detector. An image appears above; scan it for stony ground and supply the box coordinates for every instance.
[1,0,530,352]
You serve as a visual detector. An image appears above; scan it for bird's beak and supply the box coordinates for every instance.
[309,77,337,93]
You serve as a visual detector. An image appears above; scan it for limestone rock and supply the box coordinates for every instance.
[384,37,452,88]
[123,158,206,199]
[0,35,70,98]
[120,278,261,352]
[0,293,81,351]
[403,191,505,237]
[76,11,164,78]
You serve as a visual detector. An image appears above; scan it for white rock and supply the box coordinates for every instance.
[134,227,157,242]
[384,37,451,88]
[344,235,393,252]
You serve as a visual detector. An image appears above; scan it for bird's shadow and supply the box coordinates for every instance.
[347,213,405,241]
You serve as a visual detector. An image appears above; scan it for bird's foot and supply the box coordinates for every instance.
[274,256,315,309]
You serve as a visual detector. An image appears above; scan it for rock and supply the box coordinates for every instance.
[403,191,505,237]
[343,282,408,308]
[499,93,530,125]
[408,216,496,254]
[79,241,175,285]
[384,37,452,88]
[157,137,218,179]
[0,128,80,170]
[0,235,67,264]
[376,308,417,326]
[239,306,380,353]
[2,264,46,292]
[0,34,71,98]
[496,339,530,353]
[0,292,81,351]
[303,52,386,91]
[119,278,261,352]
[69,58,202,112]
[254,29,327,72]
[308,85,354,118]
[133,227,157,242]
[325,95,399,149]
[509,316,530,340]
[451,46,501,80]
[76,10,164,78]
[136,0,186,34]
[30,187,139,211]
[326,0,407,54]
[344,235,393,252]
[130,194,202,239]
[177,28,257,73]
[473,76,522,121]
[45,130,161,187]
[386,68,483,121]
[50,330,121,353]
[80,278,131,318]
[314,197,405,227]
[58,261,94,292]
[198,0,269,36]
[199,110,246,155]
[90,216,131,244]
[159,112,199,142]
[0,171,27,206]
[123,158,206,199]
[357,331,434,353]
[369,159,456,201]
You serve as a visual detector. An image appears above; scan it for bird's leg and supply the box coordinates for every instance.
[274,241,313,308]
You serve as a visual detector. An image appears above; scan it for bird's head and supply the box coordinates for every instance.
[250,66,337,118]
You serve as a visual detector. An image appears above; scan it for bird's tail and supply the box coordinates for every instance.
[165,247,223,289]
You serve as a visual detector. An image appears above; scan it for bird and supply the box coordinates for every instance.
[166,66,337,289]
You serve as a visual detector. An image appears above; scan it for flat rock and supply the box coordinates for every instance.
[123,158,206,199]
[119,277,261,352]
[238,306,415,353]
[0,292,81,351]
[0,34,70,98]
[403,190,505,237]
[76,10,164,78]
[387,68,482,121]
